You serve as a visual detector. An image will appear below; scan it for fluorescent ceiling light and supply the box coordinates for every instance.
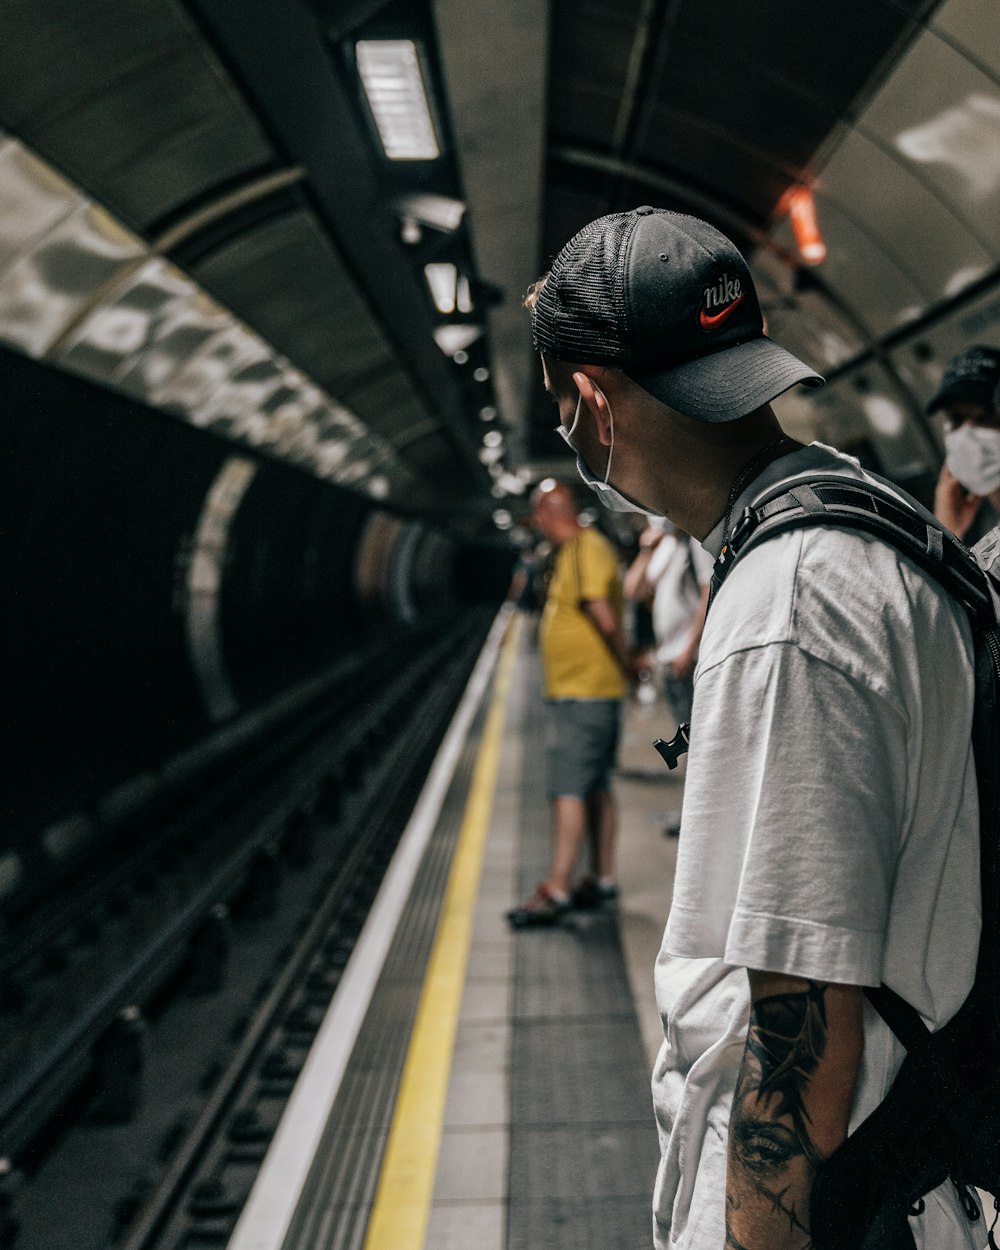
[425,262,458,313]
[357,40,440,161]
[396,192,465,232]
[432,323,482,356]
[367,475,390,500]
[496,472,527,495]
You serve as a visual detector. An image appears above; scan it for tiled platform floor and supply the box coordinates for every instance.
[425,623,684,1248]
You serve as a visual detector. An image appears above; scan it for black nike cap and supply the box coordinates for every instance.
[530,206,824,423]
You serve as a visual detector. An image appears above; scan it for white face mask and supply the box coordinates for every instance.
[944,424,1000,496]
[555,390,661,516]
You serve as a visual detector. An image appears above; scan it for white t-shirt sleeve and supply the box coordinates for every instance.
[665,640,908,986]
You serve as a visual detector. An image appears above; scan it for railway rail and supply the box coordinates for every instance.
[2,608,494,1250]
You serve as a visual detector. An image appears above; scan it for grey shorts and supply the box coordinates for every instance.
[543,698,621,800]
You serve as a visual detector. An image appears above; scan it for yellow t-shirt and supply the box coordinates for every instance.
[540,527,626,699]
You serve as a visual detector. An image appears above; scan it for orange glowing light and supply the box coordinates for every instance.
[787,186,827,266]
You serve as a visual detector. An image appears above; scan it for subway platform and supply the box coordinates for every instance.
[225,607,684,1250]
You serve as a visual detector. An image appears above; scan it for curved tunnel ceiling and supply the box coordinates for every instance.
[0,0,998,523]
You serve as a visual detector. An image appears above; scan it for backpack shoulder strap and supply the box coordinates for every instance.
[711,474,994,628]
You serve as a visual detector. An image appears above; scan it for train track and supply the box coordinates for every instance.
[3,609,493,1250]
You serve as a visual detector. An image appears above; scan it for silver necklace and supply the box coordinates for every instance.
[721,434,792,545]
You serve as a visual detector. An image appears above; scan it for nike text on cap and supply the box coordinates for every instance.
[530,205,824,423]
[926,345,1000,415]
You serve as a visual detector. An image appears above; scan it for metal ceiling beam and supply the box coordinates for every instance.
[182,0,487,483]
[608,0,660,156]
[432,0,550,467]
[150,167,307,252]
[552,144,773,250]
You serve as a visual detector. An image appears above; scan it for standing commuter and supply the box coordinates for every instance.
[930,345,1000,540]
[624,521,712,729]
[506,480,632,926]
[524,206,981,1248]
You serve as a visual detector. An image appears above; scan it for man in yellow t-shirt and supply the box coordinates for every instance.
[507,480,632,927]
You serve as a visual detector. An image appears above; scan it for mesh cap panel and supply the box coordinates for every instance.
[532,213,635,362]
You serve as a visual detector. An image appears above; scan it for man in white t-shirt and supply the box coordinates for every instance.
[525,206,981,1249]
[626,522,714,727]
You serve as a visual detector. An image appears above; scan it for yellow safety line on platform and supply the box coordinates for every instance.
[362,613,521,1250]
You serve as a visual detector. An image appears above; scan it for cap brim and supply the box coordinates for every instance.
[926,381,995,414]
[630,336,824,423]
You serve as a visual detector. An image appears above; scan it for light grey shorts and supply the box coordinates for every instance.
[543,698,622,800]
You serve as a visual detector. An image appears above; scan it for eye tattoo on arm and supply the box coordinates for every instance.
[726,980,830,1249]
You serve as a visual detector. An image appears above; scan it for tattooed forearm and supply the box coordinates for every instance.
[743,980,829,1171]
[726,978,841,1250]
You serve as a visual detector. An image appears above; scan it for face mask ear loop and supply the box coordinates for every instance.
[603,393,615,485]
[566,393,582,441]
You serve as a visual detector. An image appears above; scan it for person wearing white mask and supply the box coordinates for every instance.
[929,345,1000,540]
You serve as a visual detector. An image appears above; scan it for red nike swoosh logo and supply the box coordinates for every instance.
[699,292,745,330]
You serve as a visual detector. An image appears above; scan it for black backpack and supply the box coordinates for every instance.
[653,473,1000,1250]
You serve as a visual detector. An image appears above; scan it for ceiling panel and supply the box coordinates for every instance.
[188,210,401,394]
[549,84,620,151]
[833,362,935,476]
[657,35,841,173]
[772,200,928,336]
[394,429,459,475]
[0,0,276,234]
[551,4,638,87]
[931,0,1000,78]
[339,371,430,437]
[859,27,1000,255]
[633,105,792,220]
[0,201,145,357]
[569,0,647,19]
[0,0,183,125]
[820,128,993,306]
[547,0,639,152]
[0,138,84,270]
[671,0,921,107]
[762,288,867,374]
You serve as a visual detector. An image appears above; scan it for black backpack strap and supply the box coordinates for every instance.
[710,476,993,629]
[864,984,972,1106]
[864,984,928,1053]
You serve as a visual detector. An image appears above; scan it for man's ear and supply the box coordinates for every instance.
[572,369,613,446]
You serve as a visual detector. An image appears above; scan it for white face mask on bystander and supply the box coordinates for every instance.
[944,424,1000,496]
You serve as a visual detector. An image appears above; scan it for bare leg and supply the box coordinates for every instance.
[546,796,588,895]
[585,788,617,880]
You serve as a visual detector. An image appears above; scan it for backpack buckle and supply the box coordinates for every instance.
[728,505,758,555]
[653,724,690,770]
